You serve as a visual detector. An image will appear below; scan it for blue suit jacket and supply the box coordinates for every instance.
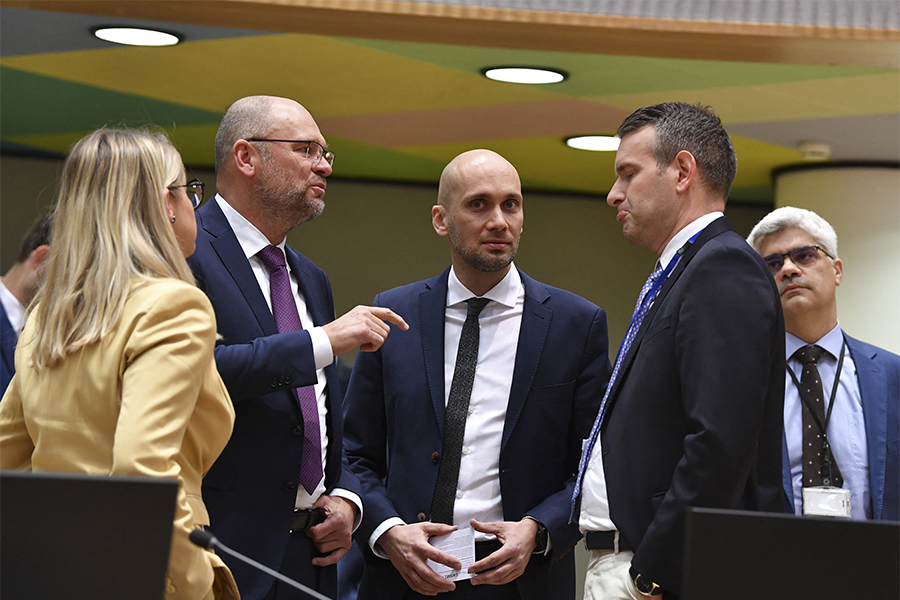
[188,198,360,599]
[343,267,611,600]
[600,217,785,598]
[1,301,16,396]
[782,334,900,521]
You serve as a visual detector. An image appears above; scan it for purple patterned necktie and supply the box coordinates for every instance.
[571,263,664,518]
[258,244,323,494]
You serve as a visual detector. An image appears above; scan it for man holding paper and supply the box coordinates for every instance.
[343,149,611,599]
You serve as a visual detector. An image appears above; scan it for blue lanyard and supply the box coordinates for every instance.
[629,229,702,327]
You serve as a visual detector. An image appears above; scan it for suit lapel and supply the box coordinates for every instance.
[421,270,450,435]
[502,272,551,453]
[846,335,888,519]
[199,200,278,336]
[606,216,732,406]
[285,247,329,327]
[0,306,16,376]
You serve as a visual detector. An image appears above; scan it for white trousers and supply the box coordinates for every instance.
[583,549,646,600]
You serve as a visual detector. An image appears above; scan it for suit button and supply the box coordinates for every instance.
[417,512,427,522]
[292,426,303,437]
[431,452,440,464]
[284,481,296,491]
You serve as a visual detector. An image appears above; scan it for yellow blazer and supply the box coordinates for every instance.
[0,278,239,600]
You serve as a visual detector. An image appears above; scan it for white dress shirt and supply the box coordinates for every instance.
[369,265,525,553]
[0,279,26,336]
[580,212,723,533]
[785,323,870,519]
[216,195,361,517]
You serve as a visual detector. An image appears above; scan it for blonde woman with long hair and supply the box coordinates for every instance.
[0,129,239,599]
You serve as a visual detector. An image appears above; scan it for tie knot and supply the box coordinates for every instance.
[258,245,286,272]
[466,297,490,318]
[795,344,825,365]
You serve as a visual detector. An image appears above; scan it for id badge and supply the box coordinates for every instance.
[802,486,852,518]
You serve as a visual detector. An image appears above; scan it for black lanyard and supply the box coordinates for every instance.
[787,338,846,480]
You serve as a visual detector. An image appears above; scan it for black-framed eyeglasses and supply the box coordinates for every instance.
[168,179,204,210]
[763,245,833,274]
[245,138,335,168]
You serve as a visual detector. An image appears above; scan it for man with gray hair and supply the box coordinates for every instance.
[189,95,408,600]
[748,206,898,521]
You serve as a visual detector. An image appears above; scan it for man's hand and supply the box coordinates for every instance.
[322,306,408,355]
[378,522,460,596]
[306,495,356,566]
[468,518,537,586]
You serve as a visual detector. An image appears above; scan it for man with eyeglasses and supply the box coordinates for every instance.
[748,206,898,522]
[188,95,408,600]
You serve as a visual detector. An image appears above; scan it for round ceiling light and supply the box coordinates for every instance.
[565,135,620,152]
[481,67,567,85]
[93,27,180,47]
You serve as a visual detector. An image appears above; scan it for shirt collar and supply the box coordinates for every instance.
[447,264,521,309]
[0,279,25,334]
[215,194,287,259]
[659,211,723,271]
[786,321,843,361]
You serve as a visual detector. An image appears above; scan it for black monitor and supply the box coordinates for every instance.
[683,507,899,599]
[1,470,178,600]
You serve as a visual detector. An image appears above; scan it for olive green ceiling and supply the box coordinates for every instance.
[1,6,898,204]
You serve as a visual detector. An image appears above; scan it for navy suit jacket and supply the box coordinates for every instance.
[1,301,16,396]
[343,267,611,600]
[782,334,900,521]
[188,198,360,599]
[599,217,785,598]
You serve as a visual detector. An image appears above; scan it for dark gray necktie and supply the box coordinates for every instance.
[430,297,490,525]
[796,345,843,488]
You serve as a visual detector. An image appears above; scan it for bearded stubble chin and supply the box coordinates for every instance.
[447,220,519,274]
[254,160,325,232]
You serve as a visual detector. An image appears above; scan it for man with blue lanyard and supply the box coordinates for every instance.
[748,206,899,522]
[572,102,785,599]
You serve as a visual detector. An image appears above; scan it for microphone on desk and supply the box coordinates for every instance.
[189,528,333,600]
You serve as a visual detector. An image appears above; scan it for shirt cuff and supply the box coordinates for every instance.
[369,517,407,558]
[329,489,363,532]
[309,326,335,370]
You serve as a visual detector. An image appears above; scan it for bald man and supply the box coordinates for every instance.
[343,150,611,599]
[188,96,407,600]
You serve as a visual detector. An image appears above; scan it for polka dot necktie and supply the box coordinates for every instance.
[430,297,491,525]
[796,345,843,488]
[258,245,323,495]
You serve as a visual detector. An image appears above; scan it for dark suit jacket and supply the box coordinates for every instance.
[600,216,785,598]
[343,267,611,600]
[188,198,360,600]
[781,334,900,521]
[1,301,16,396]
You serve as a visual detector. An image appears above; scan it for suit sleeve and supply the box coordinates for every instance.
[526,306,611,560]
[114,285,230,600]
[632,244,781,583]
[0,373,34,469]
[343,293,398,544]
[212,330,319,402]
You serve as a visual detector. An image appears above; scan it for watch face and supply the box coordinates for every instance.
[634,574,659,595]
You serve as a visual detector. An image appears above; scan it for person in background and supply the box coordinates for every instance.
[748,206,899,521]
[189,95,407,600]
[574,102,784,599]
[0,128,239,599]
[1,212,52,396]
[344,149,611,600]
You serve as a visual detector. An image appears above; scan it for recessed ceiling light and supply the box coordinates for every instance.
[93,27,180,47]
[565,135,620,152]
[481,67,567,85]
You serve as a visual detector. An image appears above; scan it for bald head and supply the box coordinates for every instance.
[437,149,521,208]
[215,95,315,174]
